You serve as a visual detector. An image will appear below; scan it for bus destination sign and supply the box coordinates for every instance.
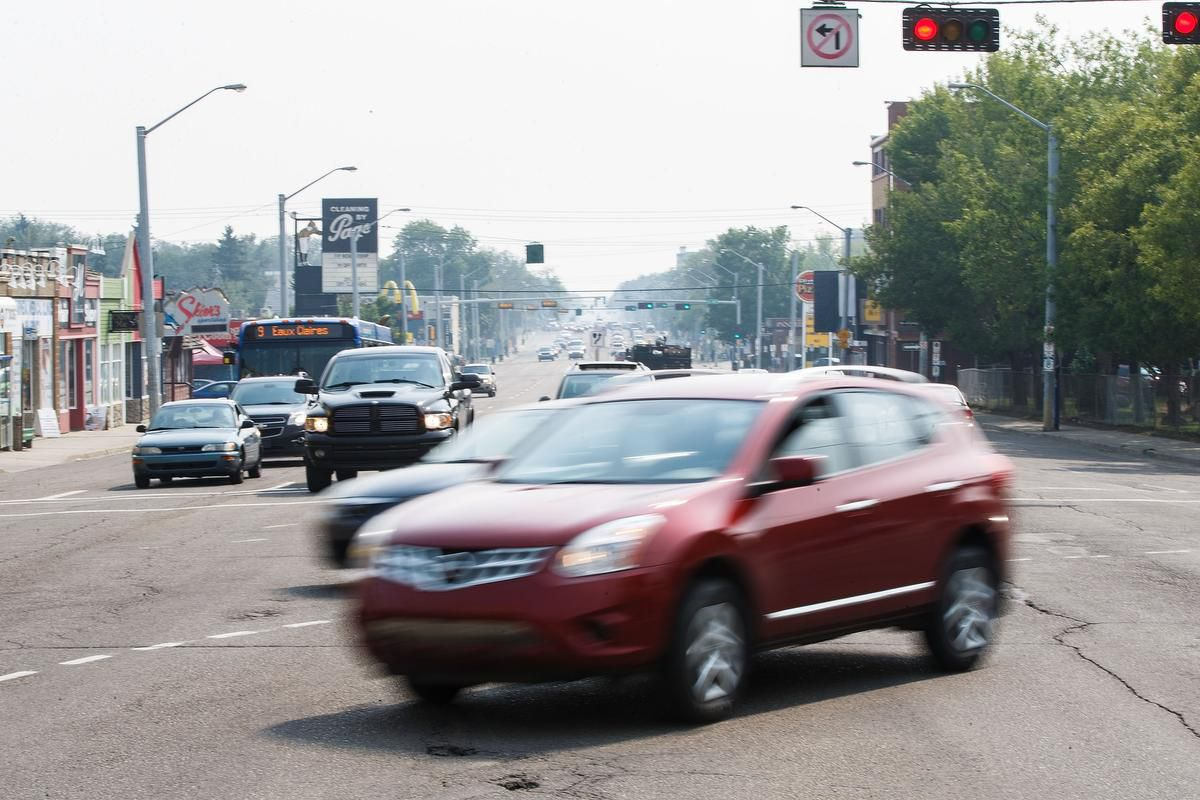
[246,322,351,340]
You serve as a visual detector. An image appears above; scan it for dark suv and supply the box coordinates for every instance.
[230,376,312,458]
[296,346,480,492]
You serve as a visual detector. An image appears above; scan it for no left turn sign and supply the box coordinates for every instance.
[800,8,860,68]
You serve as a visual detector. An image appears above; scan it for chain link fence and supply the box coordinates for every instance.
[958,368,1200,430]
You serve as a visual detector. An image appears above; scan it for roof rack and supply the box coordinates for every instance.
[787,365,928,383]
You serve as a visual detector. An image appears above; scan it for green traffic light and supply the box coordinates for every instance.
[966,19,990,41]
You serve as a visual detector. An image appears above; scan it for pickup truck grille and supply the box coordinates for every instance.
[333,404,421,435]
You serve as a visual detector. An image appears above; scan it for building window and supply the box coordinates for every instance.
[84,339,94,406]
[101,342,123,406]
[58,299,71,328]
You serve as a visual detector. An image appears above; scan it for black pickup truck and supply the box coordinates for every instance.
[295,346,480,492]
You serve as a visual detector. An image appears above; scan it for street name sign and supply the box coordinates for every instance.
[801,8,860,67]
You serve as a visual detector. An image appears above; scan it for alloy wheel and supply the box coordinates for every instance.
[942,566,996,654]
[684,601,746,704]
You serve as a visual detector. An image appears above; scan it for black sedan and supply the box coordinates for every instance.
[319,401,569,567]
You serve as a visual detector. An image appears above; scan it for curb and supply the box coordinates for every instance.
[980,421,1200,470]
[0,443,135,474]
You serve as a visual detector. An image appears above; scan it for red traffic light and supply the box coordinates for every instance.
[913,17,939,41]
[903,7,999,52]
[1164,2,1200,43]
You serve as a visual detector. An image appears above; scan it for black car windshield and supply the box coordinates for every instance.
[231,381,307,406]
[149,404,236,430]
[497,399,762,484]
[423,407,559,463]
[558,373,625,398]
[322,355,444,389]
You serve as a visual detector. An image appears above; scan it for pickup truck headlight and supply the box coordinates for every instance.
[306,417,329,433]
[423,413,454,430]
[201,442,238,452]
[288,410,306,426]
[553,514,665,577]
[132,446,161,455]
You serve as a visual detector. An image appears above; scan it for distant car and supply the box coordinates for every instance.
[537,346,557,362]
[543,361,649,400]
[131,399,263,488]
[319,402,571,567]
[916,382,974,422]
[357,372,1013,721]
[567,347,586,360]
[462,363,497,397]
[192,380,238,399]
[230,376,313,458]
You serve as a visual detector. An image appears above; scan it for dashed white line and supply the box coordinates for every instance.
[1063,555,1086,559]
[264,523,297,530]
[35,490,88,501]
[265,481,294,491]
[1008,557,1032,562]
[282,620,332,629]
[131,641,186,651]
[0,671,38,683]
[1091,555,1111,559]
[206,630,262,639]
[1145,549,1191,555]
[59,655,112,666]
[231,538,268,543]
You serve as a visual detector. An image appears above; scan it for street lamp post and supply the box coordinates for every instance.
[137,82,245,416]
[949,82,1058,431]
[278,166,356,318]
[460,267,487,359]
[720,249,766,369]
[790,206,853,365]
[851,160,912,191]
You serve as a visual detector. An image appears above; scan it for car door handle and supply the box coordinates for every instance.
[836,499,879,513]
[924,480,964,493]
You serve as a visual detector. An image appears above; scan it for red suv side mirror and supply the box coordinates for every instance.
[750,455,825,496]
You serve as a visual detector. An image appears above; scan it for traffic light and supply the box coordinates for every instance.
[732,329,743,341]
[525,243,544,264]
[575,308,582,316]
[497,302,514,309]
[637,302,654,310]
[674,302,691,310]
[541,299,558,308]
[625,305,637,311]
[903,8,999,51]
[656,302,670,308]
[1164,3,1200,42]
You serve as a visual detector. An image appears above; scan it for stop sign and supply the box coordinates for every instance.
[796,270,815,303]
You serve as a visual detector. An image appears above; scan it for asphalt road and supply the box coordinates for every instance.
[1,339,1197,799]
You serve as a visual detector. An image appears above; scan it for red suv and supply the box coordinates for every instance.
[356,373,1013,722]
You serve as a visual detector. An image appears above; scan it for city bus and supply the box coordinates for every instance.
[233,317,392,380]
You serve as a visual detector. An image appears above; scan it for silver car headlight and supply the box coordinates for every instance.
[553,514,666,578]
[132,446,161,455]
[201,442,239,452]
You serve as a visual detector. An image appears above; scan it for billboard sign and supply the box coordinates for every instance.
[163,287,232,335]
[321,198,379,294]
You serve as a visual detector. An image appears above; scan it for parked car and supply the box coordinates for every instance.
[358,372,1013,721]
[131,399,263,488]
[296,346,481,492]
[320,401,572,567]
[192,380,238,399]
[230,376,313,457]
[461,363,497,397]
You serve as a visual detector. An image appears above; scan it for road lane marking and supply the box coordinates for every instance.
[131,642,185,651]
[264,523,297,529]
[35,490,88,500]
[0,499,329,519]
[231,538,268,543]
[1007,558,1032,562]
[1013,498,1200,504]
[265,482,294,491]
[0,671,37,683]
[206,630,262,639]
[282,620,331,628]
[1145,549,1191,555]
[59,655,112,666]
[1091,555,1111,559]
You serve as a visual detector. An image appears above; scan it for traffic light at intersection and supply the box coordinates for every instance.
[525,243,544,264]
[674,302,691,310]
[903,8,999,51]
[1164,3,1200,42]
[637,302,654,310]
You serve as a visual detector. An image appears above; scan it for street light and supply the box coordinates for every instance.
[350,207,411,320]
[277,166,357,317]
[851,160,912,189]
[137,82,245,416]
[720,248,766,369]
[949,81,1058,431]
[790,205,854,365]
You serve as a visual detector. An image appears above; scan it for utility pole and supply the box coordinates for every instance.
[398,247,408,344]
[350,230,360,319]
[277,194,288,316]
[788,250,799,371]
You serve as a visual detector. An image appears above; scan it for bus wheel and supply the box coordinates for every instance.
[306,464,333,493]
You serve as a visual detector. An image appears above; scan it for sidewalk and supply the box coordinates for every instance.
[0,426,143,475]
[977,412,1200,469]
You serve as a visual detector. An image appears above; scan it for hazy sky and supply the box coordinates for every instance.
[6,0,1160,291]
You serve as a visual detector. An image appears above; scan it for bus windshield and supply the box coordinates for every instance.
[238,341,349,379]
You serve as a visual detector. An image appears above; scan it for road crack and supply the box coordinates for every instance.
[1014,585,1199,742]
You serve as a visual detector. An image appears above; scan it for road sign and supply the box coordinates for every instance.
[1043,357,1055,371]
[837,328,851,348]
[932,340,942,357]
[590,330,606,347]
[801,8,860,68]
[796,270,815,303]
